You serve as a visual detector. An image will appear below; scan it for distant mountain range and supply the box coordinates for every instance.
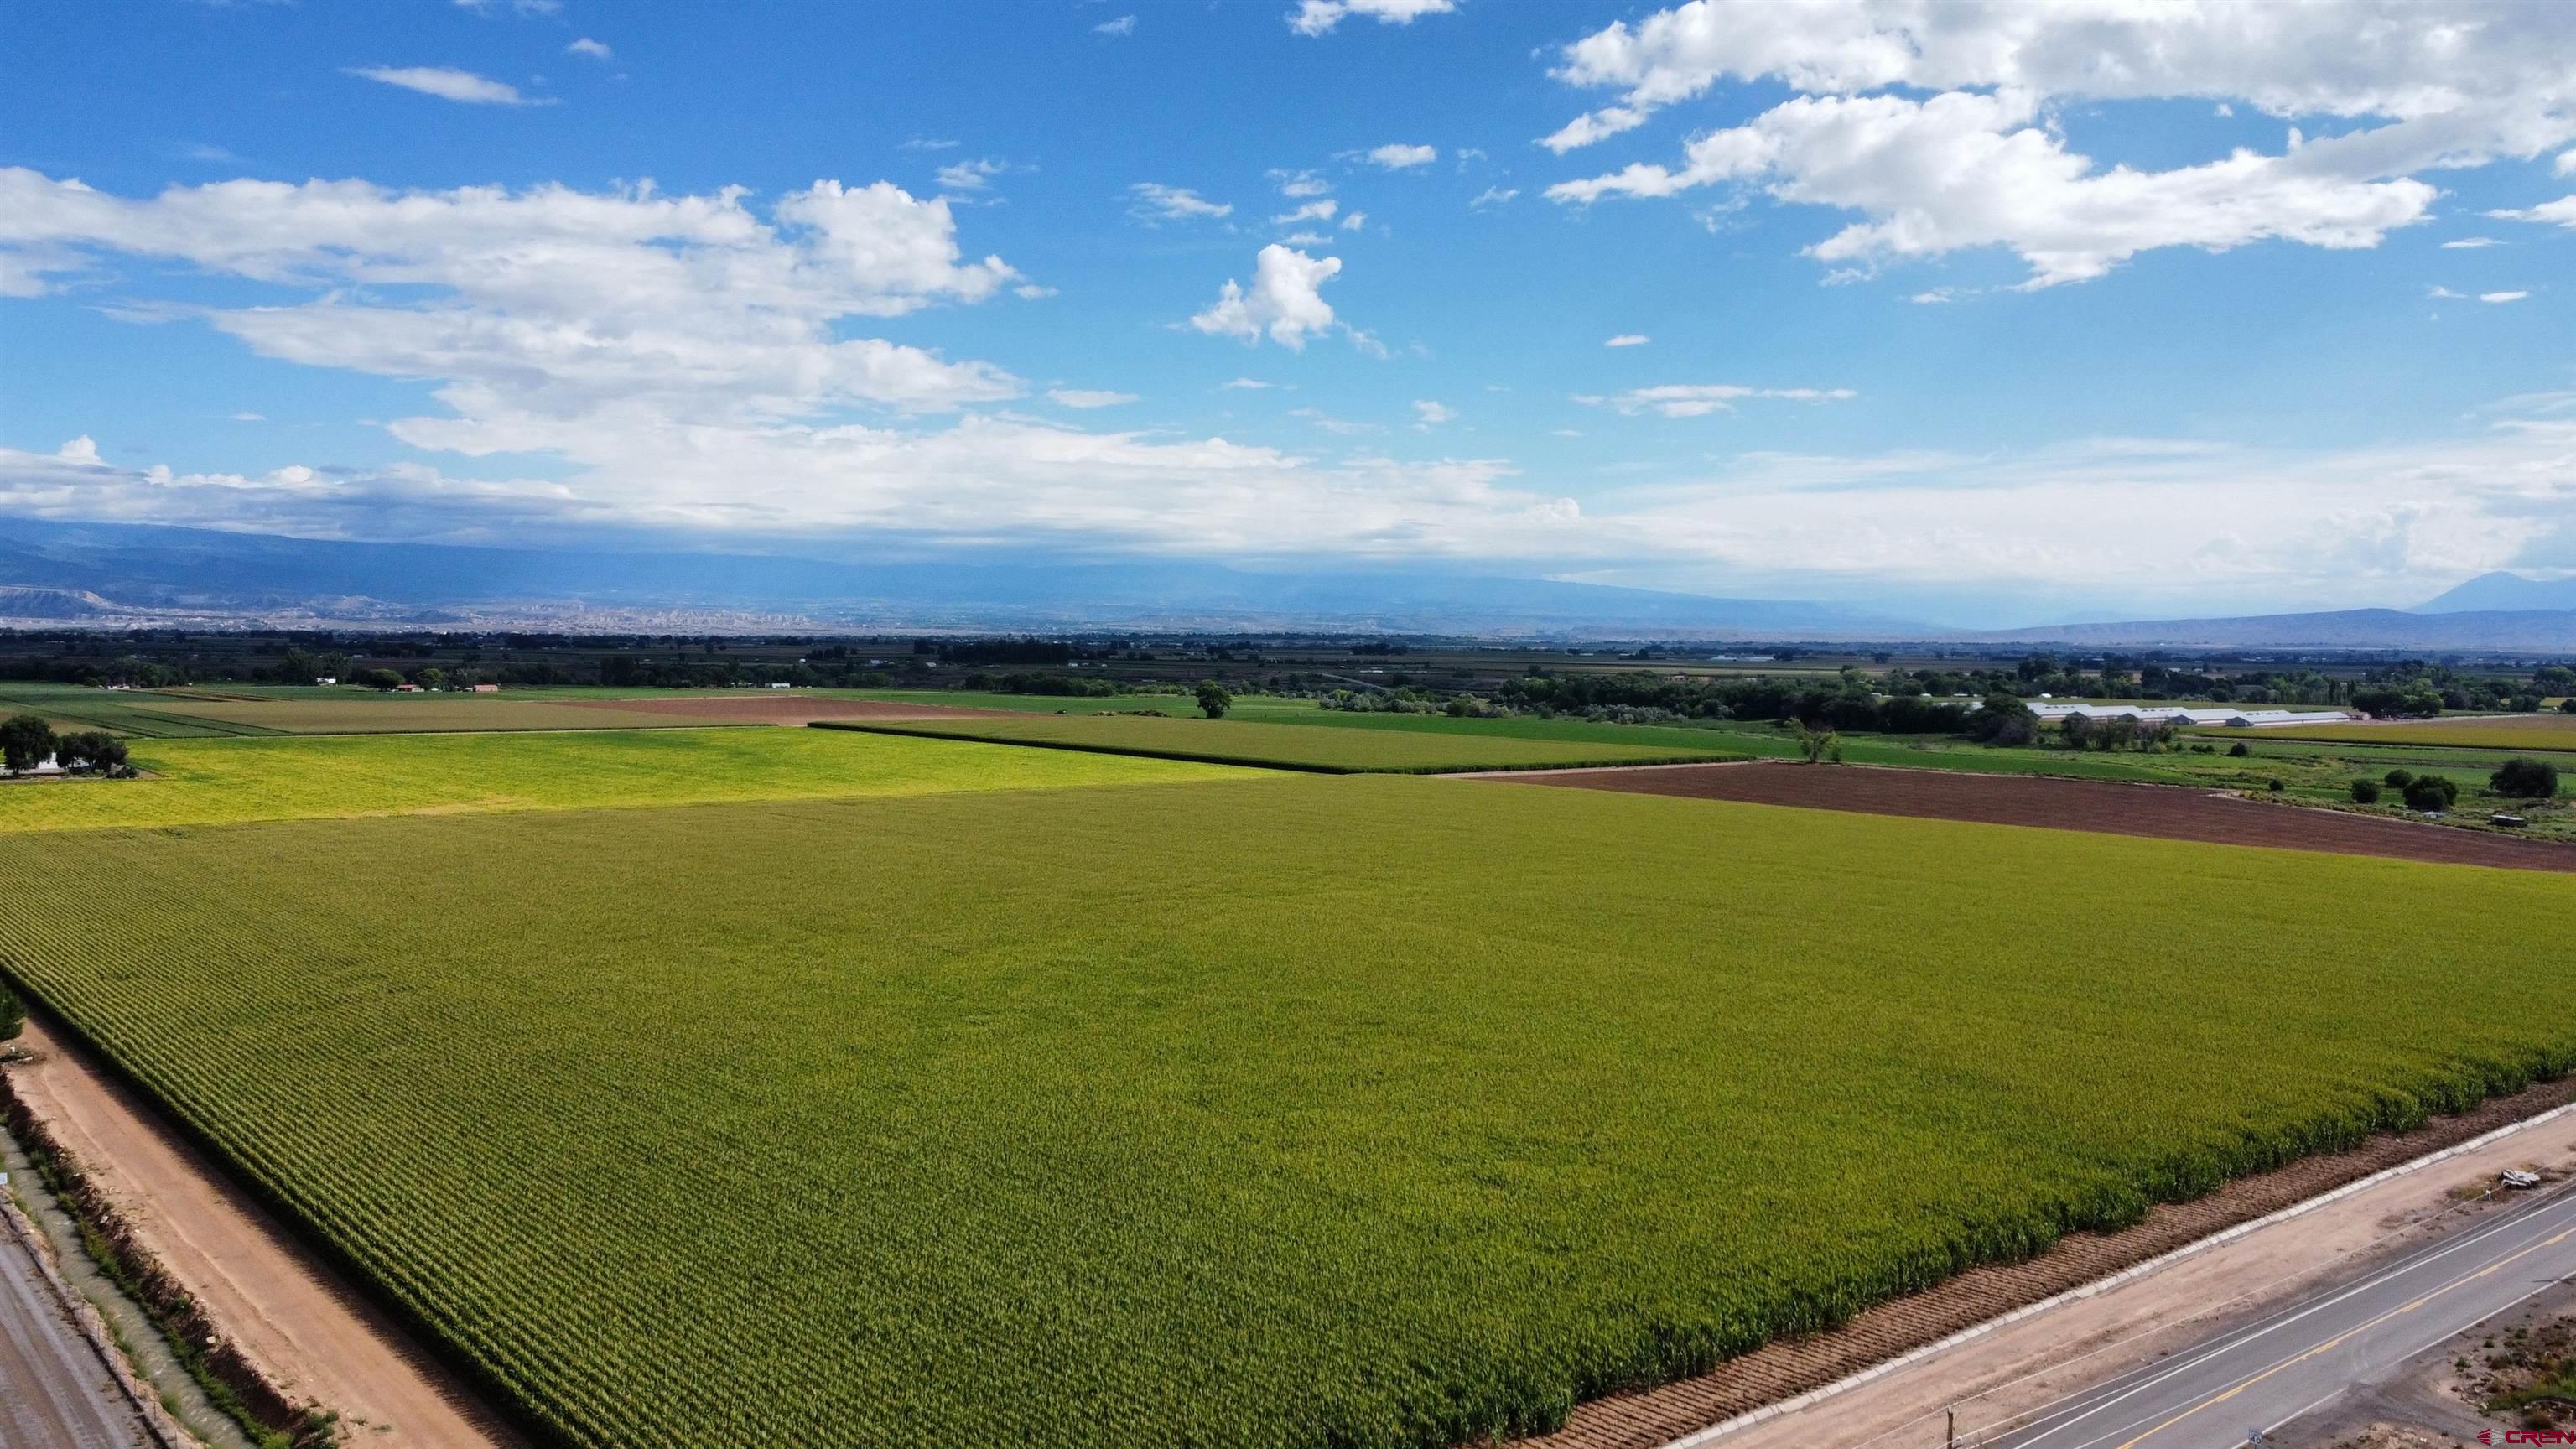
[1967,606,2576,652]
[3,517,2571,652]
[2416,571,2576,614]
[0,517,1923,637]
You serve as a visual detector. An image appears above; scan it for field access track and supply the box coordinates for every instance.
[1483,761,2576,873]
[584,695,1015,725]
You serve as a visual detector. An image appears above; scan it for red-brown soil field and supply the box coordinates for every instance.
[1478,761,2576,873]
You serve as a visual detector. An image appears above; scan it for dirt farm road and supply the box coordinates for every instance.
[3,1017,524,1449]
[1479,761,2576,873]
[0,1199,153,1449]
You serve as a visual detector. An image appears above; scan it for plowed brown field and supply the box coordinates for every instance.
[1478,761,2576,873]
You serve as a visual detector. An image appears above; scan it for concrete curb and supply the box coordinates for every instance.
[1658,1099,2576,1449]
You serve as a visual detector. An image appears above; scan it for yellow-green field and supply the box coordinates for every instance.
[818,712,1742,772]
[0,727,1244,834]
[2251,714,2576,752]
[1,774,2569,1449]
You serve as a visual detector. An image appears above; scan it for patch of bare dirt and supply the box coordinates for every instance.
[1482,761,2576,873]
[585,694,1017,725]
[1514,1079,2576,1449]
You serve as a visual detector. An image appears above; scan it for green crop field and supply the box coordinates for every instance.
[1,776,2570,1449]
[0,683,737,737]
[0,728,1244,834]
[130,692,719,735]
[0,683,286,739]
[2250,714,2576,752]
[817,713,1742,772]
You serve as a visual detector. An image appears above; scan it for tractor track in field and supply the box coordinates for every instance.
[584,695,1018,725]
[1472,761,2576,873]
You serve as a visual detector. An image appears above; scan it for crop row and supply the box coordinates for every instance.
[0,774,2569,1447]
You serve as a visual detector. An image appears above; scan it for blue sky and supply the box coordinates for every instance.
[3,0,2573,626]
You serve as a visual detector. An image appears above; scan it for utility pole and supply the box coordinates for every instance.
[1947,1407,1956,1449]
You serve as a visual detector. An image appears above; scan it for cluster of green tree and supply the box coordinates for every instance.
[0,714,131,776]
[1877,657,2570,712]
[2355,764,2556,811]
[0,655,193,688]
[591,656,879,689]
[1196,681,1233,718]
[2371,770,2461,812]
[937,637,1074,667]
[1496,672,1972,734]
[950,672,1181,698]
[1317,685,1455,714]
[2491,758,2562,798]
[2348,661,2568,716]
[1882,657,2355,705]
[2056,712,2187,752]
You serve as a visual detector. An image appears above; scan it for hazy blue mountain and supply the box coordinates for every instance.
[2416,571,2576,614]
[0,517,1929,636]
[1971,607,2576,651]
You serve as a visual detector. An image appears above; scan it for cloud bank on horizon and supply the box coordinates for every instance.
[2,0,2572,624]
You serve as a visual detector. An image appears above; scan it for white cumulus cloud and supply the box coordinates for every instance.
[0,168,1025,436]
[566,38,612,60]
[1413,399,1455,425]
[1128,183,1232,222]
[1288,0,1457,38]
[345,66,548,106]
[2490,195,2576,228]
[1551,90,2435,288]
[1604,333,1649,346]
[1273,199,1338,227]
[1093,15,1136,36]
[1049,388,1141,408]
[1190,244,1343,350]
[1583,383,1857,418]
[935,158,1006,194]
[1543,2,2576,287]
[1366,143,1438,169]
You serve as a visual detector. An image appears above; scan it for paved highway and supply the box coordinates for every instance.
[1990,1179,2576,1449]
[0,1205,151,1449]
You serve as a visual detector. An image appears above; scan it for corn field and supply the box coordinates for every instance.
[1,771,2569,1447]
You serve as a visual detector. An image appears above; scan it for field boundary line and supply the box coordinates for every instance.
[811,719,1747,776]
[1653,1098,2576,1449]
[2,1167,196,1447]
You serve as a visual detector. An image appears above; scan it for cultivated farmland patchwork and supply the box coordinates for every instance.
[3,768,2571,1449]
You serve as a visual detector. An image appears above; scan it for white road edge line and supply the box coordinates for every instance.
[1654,1099,2576,1449]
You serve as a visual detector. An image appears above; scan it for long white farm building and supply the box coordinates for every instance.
[2024,702,2351,729]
